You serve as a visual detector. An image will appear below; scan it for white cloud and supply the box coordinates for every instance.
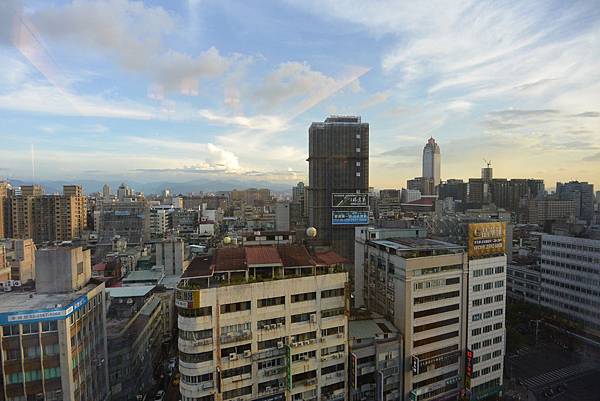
[128,137,242,173]
[360,90,391,109]
[25,0,235,97]
[255,62,370,115]
[0,82,155,119]
[198,109,287,131]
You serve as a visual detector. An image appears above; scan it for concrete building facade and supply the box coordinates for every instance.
[307,116,369,261]
[348,315,403,401]
[422,138,441,188]
[362,237,468,401]
[539,233,600,331]
[176,245,349,401]
[0,247,109,401]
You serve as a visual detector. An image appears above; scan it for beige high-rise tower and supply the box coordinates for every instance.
[11,185,87,243]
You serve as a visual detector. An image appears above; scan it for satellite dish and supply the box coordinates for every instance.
[306,227,317,238]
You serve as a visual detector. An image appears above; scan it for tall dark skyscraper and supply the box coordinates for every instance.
[307,116,369,260]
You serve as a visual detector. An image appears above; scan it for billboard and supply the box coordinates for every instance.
[332,193,369,208]
[332,210,369,225]
[468,222,506,257]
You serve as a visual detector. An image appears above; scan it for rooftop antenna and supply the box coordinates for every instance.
[483,158,491,168]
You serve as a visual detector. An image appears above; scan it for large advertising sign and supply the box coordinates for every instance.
[332,210,369,225]
[468,222,506,257]
[332,193,369,208]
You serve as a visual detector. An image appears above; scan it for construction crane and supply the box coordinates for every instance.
[483,158,492,168]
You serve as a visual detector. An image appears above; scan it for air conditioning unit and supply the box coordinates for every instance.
[243,350,252,358]
[11,280,21,287]
[202,382,214,389]
[310,313,316,323]
[277,341,284,349]
[243,330,250,336]
[304,340,311,346]
[320,337,326,342]
[229,353,237,361]
[270,324,277,329]
[277,322,283,328]
[336,333,344,338]
[292,342,298,348]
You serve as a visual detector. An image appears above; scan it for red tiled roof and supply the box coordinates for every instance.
[245,246,282,266]
[214,247,246,271]
[276,245,315,267]
[313,250,348,265]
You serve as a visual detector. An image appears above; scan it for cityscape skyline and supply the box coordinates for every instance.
[0,0,599,188]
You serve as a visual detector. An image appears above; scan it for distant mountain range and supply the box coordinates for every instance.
[4,178,295,195]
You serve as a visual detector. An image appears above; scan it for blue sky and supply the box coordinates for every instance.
[0,0,599,189]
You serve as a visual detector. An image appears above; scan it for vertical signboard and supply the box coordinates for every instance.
[465,349,473,390]
[411,355,420,375]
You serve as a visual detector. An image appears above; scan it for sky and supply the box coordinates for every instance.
[0,0,599,190]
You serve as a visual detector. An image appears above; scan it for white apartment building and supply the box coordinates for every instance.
[362,237,467,401]
[150,208,169,239]
[540,233,600,331]
[176,245,349,401]
[466,256,506,400]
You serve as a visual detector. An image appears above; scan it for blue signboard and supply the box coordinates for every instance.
[332,210,369,225]
[0,295,89,325]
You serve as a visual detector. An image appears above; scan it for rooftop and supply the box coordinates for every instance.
[122,269,164,284]
[0,282,99,315]
[369,237,464,259]
[349,317,399,340]
[106,285,155,298]
[180,245,347,287]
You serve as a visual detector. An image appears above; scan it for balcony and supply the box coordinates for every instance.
[220,330,252,344]
[179,380,215,399]
[178,337,212,353]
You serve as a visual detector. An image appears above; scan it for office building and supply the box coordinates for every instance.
[10,239,36,282]
[439,180,468,203]
[10,185,87,243]
[507,255,541,304]
[292,182,306,203]
[556,181,594,223]
[307,116,369,260]
[116,183,134,201]
[524,199,577,225]
[348,314,403,401]
[0,181,9,238]
[0,246,109,401]
[0,244,8,280]
[97,199,150,246]
[156,237,187,276]
[361,237,467,401]
[176,245,349,401]
[354,226,428,307]
[464,223,507,400]
[275,202,291,232]
[106,286,173,401]
[422,137,441,187]
[149,207,169,239]
[539,233,600,331]
[102,183,111,200]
